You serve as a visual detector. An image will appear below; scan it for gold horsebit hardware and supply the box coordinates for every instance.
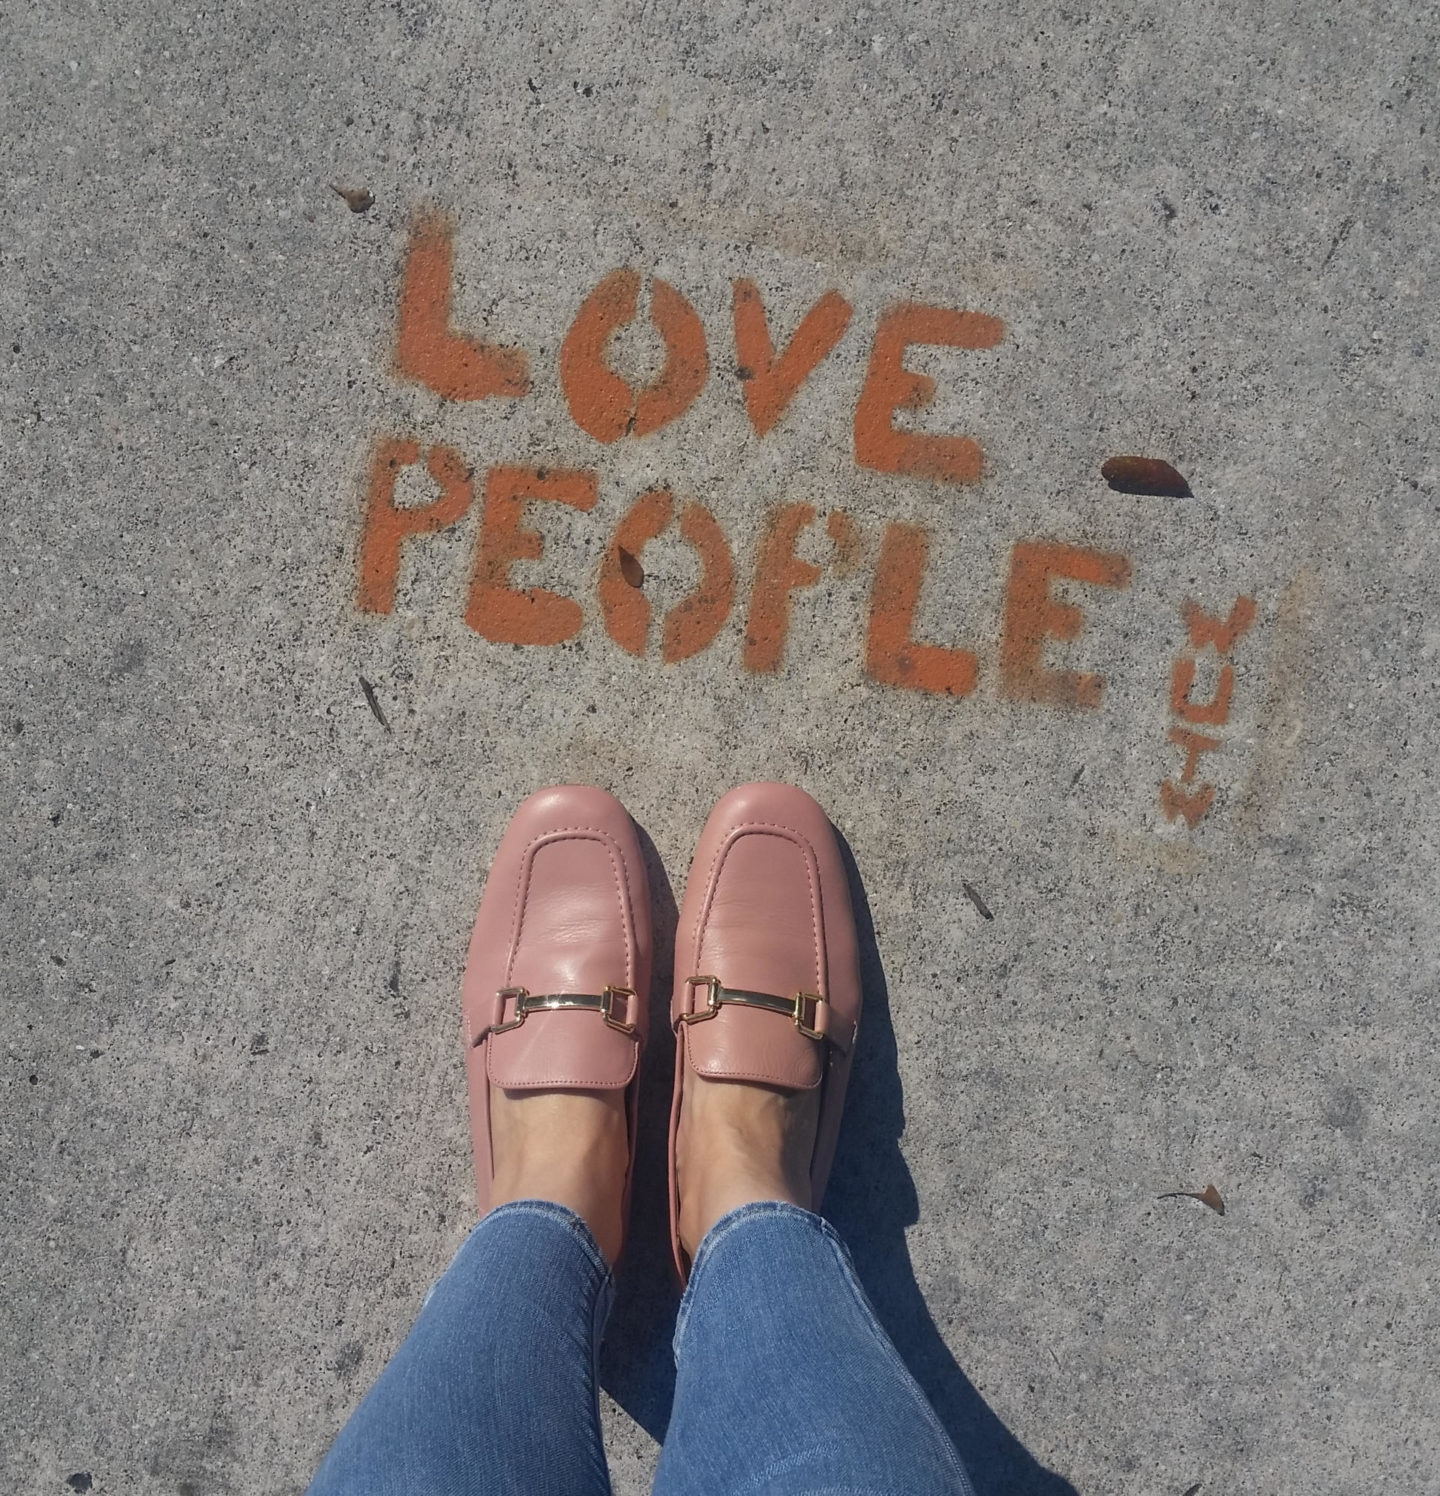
[482,985,638,1040]
[678,976,826,1041]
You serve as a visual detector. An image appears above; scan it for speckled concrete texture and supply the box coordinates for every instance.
[3,2,1437,1493]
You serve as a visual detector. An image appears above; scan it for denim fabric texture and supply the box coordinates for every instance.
[308,1200,973,1496]
[307,1201,615,1496]
[655,1202,974,1496]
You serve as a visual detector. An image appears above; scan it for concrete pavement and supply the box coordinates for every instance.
[3,1,1437,1491]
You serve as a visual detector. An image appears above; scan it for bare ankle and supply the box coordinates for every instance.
[489,1089,629,1264]
[676,1077,817,1259]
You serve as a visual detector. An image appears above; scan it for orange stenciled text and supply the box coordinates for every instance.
[853,303,1005,483]
[358,439,473,614]
[1159,596,1257,827]
[597,489,735,663]
[395,216,529,401]
[865,523,978,697]
[352,220,1264,730]
[359,445,1135,706]
[732,280,852,437]
[559,270,708,442]
[1000,542,1133,707]
[466,466,598,646]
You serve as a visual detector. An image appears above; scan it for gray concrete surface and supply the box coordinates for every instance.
[3,1,1438,1492]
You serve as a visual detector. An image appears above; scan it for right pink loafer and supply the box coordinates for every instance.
[667,783,862,1282]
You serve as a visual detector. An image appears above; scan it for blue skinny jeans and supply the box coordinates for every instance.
[308,1200,974,1495]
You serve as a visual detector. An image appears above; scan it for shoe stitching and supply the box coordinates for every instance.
[690,818,824,999]
[505,823,635,990]
[486,823,640,1088]
[672,807,841,1279]
[695,1065,822,1086]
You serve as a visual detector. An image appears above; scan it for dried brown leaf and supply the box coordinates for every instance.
[332,184,375,213]
[358,674,391,734]
[961,881,994,920]
[1101,455,1192,498]
[1158,1183,1225,1216]
[618,546,644,588]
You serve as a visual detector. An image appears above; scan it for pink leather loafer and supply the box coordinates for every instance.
[668,783,862,1281]
[462,786,652,1236]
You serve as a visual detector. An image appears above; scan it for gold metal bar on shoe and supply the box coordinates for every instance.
[484,985,638,1039]
[679,976,827,1041]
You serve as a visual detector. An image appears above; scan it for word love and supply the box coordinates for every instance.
[393,214,1003,481]
[359,443,1132,705]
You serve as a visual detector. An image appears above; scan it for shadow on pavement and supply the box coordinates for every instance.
[600,822,1076,1496]
[598,824,681,1434]
[825,832,1078,1496]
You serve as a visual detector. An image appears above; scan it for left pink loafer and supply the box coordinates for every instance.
[461,786,652,1241]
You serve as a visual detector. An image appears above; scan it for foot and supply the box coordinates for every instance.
[675,1072,820,1262]
[488,1087,630,1265]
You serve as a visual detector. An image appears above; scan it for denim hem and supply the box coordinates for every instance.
[310,1196,618,1496]
[675,1200,833,1345]
[480,1198,613,1274]
[434,1200,616,1327]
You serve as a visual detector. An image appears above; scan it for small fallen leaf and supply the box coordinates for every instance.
[358,674,392,734]
[332,184,375,213]
[618,546,644,588]
[961,880,994,920]
[1101,455,1192,498]
[1158,1183,1225,1216]
[1182,1484,1202,1496]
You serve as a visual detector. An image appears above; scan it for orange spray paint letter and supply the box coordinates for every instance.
[358,439,473,614]
[1160,780,1217,829]
[395,215,530,400]
[598,489,673,657]
[662,504,735,663]
[1170,657,1234,725]
[1167,726,1222,784]
[1000,541,1132,708]
[854,303,1004,482]
[560,270,708,443]
[1184,596,1257,655]
[466,466,597,645]
[732,280,852,436]
[865,523,978,697]
[743,504,823,674]
[597,491,735,662]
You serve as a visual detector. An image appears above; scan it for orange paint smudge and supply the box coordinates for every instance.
[1160,780,1217,829]
[1168,726,1222,784]
[1000,540,1132,708]
[864,522,978,697]
[559,270,708,443]
[357,438,473,614]
[743,503,823,674]
[465,466,597,645]
[1184,595,1257,655]
[395,214,529,401]
[854,302,1004,483]
[732,280,852,436]
[826,510,864,576]
[1170,657,1235,725]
